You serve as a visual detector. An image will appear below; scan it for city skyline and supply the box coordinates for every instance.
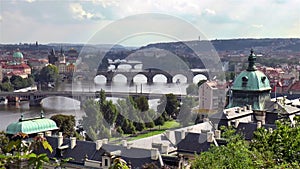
[0,0,299,46]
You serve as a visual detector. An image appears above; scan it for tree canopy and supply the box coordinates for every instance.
[50,114,76,137]
[38,64,59,84]
[191,118,300,169]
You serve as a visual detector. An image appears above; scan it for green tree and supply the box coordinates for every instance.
[50,114,76,137]
[191,126,261,169]
[251,117,300,166]
[191,119,300,169]
[82,100,111,140]
[177,96,197,126]
[2,76,9,83]
[0,82,13,91]
[1,133,52,169]
[134,96,149,112]
[10,75,28,90]
[38,64,59,84]
[186,83,198,95]
[157,94,180,119]
[109,158,130,169]
[0,131,9,154]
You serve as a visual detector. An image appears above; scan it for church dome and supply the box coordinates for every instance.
[13,51,24,59]
[232,70,271,91]
[6,115,58,135]
[232,49,271,91]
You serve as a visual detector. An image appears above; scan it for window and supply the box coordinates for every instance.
[105,159,108,166]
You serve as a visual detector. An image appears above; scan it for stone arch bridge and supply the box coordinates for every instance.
[75,68,210,84]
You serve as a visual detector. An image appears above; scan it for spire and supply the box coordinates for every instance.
[19,113,24,122]
[60,46,64,55]
[247,49,257,71]
[40,110,45,118]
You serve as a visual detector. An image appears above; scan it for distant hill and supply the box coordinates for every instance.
[141,38,300,53]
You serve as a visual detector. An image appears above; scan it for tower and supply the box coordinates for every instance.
[227,49,271,113]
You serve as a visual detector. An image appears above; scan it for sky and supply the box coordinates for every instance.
[0,0,299,46]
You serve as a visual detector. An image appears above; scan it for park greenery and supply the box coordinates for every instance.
[38,64,59,84]
[50,114,76,138]
[191,117,300,169]
[81,89,195,140]
[0,64,59,92]
[0,75,34,92]
[0,132,53,169]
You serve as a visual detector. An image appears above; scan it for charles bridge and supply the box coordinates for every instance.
[75,68,210,84]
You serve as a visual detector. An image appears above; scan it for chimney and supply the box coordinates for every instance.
[70,137,76,149]
[243,106,247,111]
[162,145,169,154]
[45,131,52,137]
[95,140,103,150]
[261,119,265,125]
[248,105,252,111]
[235,120,239,128]
[214,130,221,139]
[37,132,44,138]
[237,108,241,113]
[127,142,133,149]
[165,130,170,139]
[257,121,262,129]
[58,132,63,147]
[121,140,127,147]
[180,130,186,140]
[268,128,273,133]
[151,148,159,160]
[207,131,214,143]
[102,138,108,144]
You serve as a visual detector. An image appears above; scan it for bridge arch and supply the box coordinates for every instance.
[153,74,168,83]
[193,74,208,84]
[133,74,147,83]
[94,75,107,84]
[172,74,188,84]
[117,64,132,70]
[112,74,128,83]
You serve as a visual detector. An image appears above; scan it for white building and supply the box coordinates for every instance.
[198,81,227,112]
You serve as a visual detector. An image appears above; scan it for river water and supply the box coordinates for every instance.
[0,74,205,131]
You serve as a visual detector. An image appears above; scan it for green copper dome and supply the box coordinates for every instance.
[232,70,271,91]
[227,49,271,111]
[13,51,24,58]
[6,117,58,135]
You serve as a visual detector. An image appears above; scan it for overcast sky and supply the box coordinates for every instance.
[0,0,299,46]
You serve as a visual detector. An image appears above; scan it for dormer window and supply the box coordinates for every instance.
[261,76,266,83]
[242,76,248,87]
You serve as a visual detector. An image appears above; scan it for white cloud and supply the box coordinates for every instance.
[70,3,103,20]
[203,8,216,16]
[251,24,264,29]
[91,0,119,8]
[25,0,36,3]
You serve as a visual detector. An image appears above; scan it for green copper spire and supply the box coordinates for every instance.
[247,49,257,71]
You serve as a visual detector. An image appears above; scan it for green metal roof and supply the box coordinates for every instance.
[231,70,271,91]
[13,51,23,58]
[6,118,58,135]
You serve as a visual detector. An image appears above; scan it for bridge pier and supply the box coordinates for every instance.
[186,76,193,84]
[167,76,173,84]
[147,76,153,85]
